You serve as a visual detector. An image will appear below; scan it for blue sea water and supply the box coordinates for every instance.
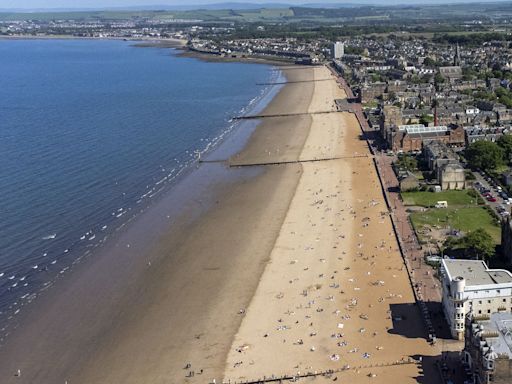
[0,39,277,329]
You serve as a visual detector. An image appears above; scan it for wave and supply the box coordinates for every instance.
[0,60,282,345]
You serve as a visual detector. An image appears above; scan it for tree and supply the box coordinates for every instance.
[419,114,434,126]
[444,229,496,261]
[396,154,418,172]
[465,140,504,171]
[434,73,445,85]
[460,229,495,261]
[498,134,512,163]
[423,57,437,67]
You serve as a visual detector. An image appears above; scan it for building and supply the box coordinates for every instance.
[424,140,458,171]
[423,141,466,189]
[386,124,465,153]
[501,216,512,265]
[439,162,466,190]
[464,313,512,384]
[361,82,387,103]
[454,43,461,67]
[439,66,463,82]
[441,259,512,340]
[502,170,512,187]
[332,41,344,60]
[466,127,505,145]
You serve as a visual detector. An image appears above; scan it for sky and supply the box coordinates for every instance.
[0,0,507,10]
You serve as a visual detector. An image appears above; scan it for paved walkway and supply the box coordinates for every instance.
[331,67,442,304]
[376,154,442,302]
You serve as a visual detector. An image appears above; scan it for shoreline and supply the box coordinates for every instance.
[0,55,442,383]
[0,43,282,334]
[0,59,314,383]
[0,35,309,66]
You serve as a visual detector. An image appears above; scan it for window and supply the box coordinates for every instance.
[479,301,482,305]
[503,299,506,303]
[488,309,491,314]
[478,310,482,314]
[488,300,491,304]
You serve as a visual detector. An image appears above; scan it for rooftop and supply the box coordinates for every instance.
[397,124,448,134]
[472,312,512,358]
[442,259,512,286]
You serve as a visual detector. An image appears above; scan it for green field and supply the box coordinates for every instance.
[401,190,477,207]
[410,207,501,243]
[0,8,294,22]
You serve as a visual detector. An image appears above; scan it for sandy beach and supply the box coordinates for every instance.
[224,66,441,383]
[0,65,440,383]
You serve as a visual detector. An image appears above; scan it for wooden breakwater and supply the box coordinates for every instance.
[222,358,417,384]
[231,110,339,121]
[229,154,372,168]
[256,78,334,86]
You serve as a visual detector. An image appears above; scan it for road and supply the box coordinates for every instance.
[472,171,509,217]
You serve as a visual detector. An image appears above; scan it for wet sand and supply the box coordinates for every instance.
[0,67,315,383]
[223,67,441,383]
[0,65,440,384]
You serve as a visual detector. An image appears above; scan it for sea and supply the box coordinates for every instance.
[0,39,280,336]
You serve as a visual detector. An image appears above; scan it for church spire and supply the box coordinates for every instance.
[454,43,461,66]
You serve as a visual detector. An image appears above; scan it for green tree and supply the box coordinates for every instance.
[396,154,418,172]
[434,72,445,85]
[462,67,478,81]
[410,75,421,84]
[419,114,434,126]
[423,57,437,67]
[465,140,504,171]
[460,229,495,261]
[498,134,512,163]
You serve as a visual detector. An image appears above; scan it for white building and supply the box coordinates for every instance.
[466,106,481,115]
[441,259,512,340]
[332,41,344,60]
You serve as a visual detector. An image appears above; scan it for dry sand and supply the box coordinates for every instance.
[222,67,441,383]
[0,66,314,383]
[0,65,440,384]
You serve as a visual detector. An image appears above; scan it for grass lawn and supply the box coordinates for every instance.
[401,190,477,207]
[410,207,501,244]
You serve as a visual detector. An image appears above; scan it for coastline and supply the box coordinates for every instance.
[0,62,314,383]
[0,42,281,333]
[0,35,303,66]
[0,58,442,384]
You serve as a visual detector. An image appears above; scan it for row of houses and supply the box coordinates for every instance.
[381,113,511,154]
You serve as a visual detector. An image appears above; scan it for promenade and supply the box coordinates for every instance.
[330,67,445,338]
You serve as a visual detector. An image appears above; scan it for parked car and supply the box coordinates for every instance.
[487,196,497,202]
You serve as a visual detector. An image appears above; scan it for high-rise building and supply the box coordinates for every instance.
[332,41,344,59]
